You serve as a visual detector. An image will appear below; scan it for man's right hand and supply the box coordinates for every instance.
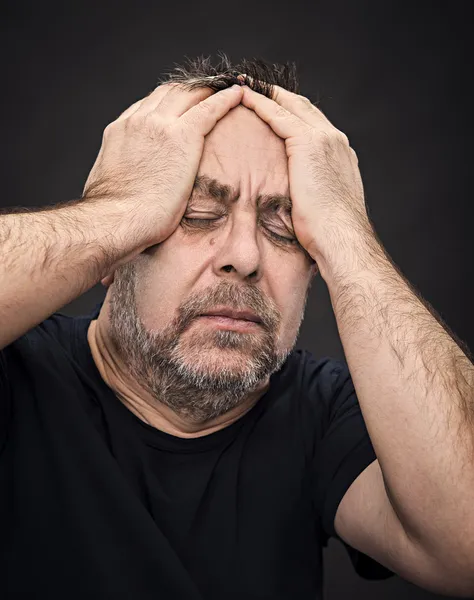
[0,82,246,350]
[82,81,244,251]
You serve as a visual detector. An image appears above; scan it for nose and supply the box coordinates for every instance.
[212,213,262,282]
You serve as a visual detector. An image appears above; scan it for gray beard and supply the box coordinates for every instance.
[107,262,308,425]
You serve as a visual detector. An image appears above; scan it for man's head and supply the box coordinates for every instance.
[99,54,318,424]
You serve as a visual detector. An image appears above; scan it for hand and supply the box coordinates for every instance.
[239,81,375,267]
[82,82,244,276]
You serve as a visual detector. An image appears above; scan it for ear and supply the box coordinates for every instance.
[100,272,115,288]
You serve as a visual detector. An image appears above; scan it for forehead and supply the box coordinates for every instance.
[204,103,286,155]
[197,105,289,206]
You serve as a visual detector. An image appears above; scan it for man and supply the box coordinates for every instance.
[0,55,473,599]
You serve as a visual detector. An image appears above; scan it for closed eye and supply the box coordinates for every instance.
[182,217,220,225]
[266,230,298,244]
[182,216,298,245]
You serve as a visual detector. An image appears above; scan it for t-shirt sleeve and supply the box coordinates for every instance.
[0,311,76,456]
[0,348,12,455]
[309,354,395,580]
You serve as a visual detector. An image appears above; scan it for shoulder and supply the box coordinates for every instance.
[291,350,354,416]
[11,311,77,358]
[289,349,349,385]
[1,304,99,378]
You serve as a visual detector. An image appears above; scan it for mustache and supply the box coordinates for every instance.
[177,282,280,331]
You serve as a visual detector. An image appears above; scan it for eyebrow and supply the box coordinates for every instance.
[191,174,292,214]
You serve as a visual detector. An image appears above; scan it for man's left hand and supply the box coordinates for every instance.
[239,82,376,268]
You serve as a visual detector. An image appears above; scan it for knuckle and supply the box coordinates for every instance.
[199,100,216,114]
[337,131,350,146]
[102,121,120,142]
[298,96,313,109]
[350,147,359,163]
[102,123,113,139]
[314,128,349,149]
[128,112,164,132]
[275,106,288,119]
[126,112,143,128]
[145,111,167,128]
[317,129,332,145]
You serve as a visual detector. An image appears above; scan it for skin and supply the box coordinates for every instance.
[87,103,318,438]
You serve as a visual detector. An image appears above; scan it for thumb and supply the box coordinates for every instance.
[101,273,114,288]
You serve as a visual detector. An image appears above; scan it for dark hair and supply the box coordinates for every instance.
[157,51,300,100]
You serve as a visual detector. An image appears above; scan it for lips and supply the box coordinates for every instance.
[200,307,262,323]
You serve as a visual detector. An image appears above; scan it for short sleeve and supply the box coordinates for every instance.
[0,310,78,457]
[0,348,12,455]
[311,356,395,580]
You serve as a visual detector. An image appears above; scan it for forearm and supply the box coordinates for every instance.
[0,199,145,350]
[316,235,474,565]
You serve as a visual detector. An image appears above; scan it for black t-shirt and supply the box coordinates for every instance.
[0,302,394,599]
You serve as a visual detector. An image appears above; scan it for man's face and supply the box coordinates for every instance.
[104,103,316,423]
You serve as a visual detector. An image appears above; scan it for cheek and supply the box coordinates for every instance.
[132,259,184,325]
[271,269,308,313]
[141,236,199,280]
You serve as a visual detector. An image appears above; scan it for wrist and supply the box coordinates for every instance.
[59,199,152,277]
[310,229,387,285]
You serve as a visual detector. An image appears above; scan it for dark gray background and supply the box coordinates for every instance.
[2,1,472,598]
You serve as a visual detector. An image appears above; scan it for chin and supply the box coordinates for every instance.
[185,346,259,371]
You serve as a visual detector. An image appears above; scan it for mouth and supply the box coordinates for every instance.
[196,311,262,332]
[199,307,262,323]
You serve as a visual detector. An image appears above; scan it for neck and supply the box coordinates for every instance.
[87,319,269,438]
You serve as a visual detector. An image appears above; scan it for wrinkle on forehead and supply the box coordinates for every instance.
[191,174,292,214]
[198,105,289,211]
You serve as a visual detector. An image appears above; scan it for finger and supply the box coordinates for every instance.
[114,85,175,123]
[179,85,244,135]
[132,83,182,117]
[153,83,215,119]
[242,85,333,129]
[271,85,333,128]
[241,77,332,129]
[267,85,351,145]
[239,86,308,140]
